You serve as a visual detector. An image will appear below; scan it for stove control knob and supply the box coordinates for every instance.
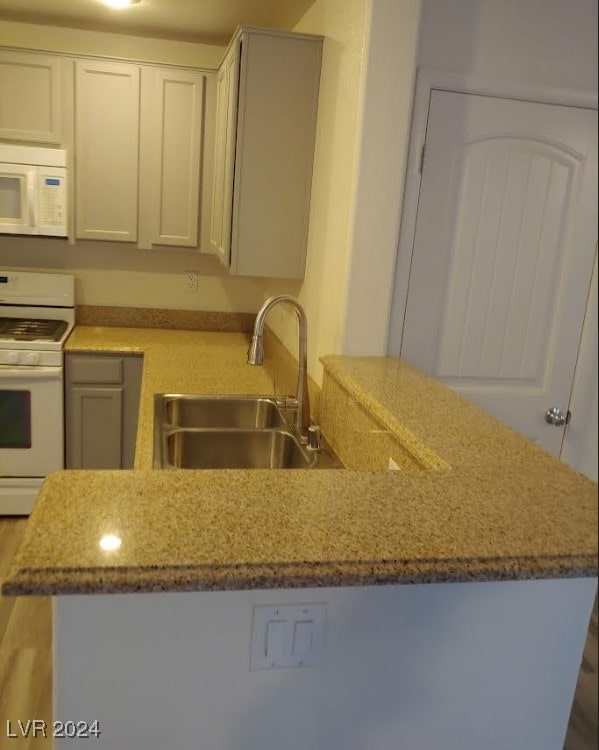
[6,351,19,365]
[25,352,41,365]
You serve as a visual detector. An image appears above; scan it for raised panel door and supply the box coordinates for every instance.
[139,67,207,248]
[230,32,321,278]
[75,59,140,241]
[209,42,240,266]
[0,50,62,143]
[67,386,123,469]
[401,90,598,455]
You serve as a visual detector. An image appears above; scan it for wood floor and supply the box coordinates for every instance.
[0,517,597,749]
[565,593,599,750]
[0,519,52,748]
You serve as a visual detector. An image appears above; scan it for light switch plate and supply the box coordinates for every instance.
[250,604,327,670]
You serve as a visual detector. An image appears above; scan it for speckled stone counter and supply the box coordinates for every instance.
[319,355,578,472]
[3,331,597,595]
[3,466,596,595]
[75,305,255,332]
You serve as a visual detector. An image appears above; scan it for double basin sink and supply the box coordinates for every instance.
[154,394,341,470]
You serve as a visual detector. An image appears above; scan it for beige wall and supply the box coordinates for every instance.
[0,237,266,311]
[260,0,371,384]
[418,0,597,93]
[0,19,224,67]
[341,0,421,356]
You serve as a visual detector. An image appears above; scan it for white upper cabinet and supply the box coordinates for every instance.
[75,60,140,242]
[0,30,320,268]
[0,49,64,144]
[209,41,240,266]
[211,27,323,279]
[74,57,215,248]
[139,67,215,249]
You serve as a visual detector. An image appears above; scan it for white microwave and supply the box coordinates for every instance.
[0,144,67,237]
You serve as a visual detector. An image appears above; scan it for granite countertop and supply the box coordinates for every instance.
[3,327,597,596]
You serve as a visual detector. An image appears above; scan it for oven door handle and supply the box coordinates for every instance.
[0,366,61,379]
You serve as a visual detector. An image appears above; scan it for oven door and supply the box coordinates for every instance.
[0,365,63,476]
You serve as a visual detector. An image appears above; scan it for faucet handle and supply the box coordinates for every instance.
[307,424,321,451]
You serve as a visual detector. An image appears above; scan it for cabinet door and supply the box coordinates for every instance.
[0,50,62,143]
[209,41,240,265]
[121,355,143,469]
[231,31,322,278]
[65,354,142,469]
[139,68,207,248]
[75,60,140,241]
[67,386,123,469]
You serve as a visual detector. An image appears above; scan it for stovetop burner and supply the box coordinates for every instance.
[0,317,69,342]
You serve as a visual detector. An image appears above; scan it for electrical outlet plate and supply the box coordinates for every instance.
[185,271,198,291]
[250,604,327,670]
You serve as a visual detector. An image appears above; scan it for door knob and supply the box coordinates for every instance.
[545,407,568,427]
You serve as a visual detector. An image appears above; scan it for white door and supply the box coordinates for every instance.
[401,90,598,456]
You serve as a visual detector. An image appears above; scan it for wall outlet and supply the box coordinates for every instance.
[185,271,198,291]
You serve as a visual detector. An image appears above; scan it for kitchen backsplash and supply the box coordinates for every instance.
[75,305,255,332]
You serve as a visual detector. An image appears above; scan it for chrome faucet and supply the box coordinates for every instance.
[247,295,312,444]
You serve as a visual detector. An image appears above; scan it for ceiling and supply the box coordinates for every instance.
[0,0,316,45]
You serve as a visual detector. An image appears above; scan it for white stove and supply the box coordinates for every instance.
[0,270,75,514]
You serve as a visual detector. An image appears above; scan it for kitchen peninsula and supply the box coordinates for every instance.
[4,325,598,750]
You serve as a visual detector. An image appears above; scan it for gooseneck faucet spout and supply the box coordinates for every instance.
[247,295,310,442]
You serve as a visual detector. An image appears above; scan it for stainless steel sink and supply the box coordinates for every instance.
[156,394,287,429]
[153,394,341,470]
[162,428,317,469]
